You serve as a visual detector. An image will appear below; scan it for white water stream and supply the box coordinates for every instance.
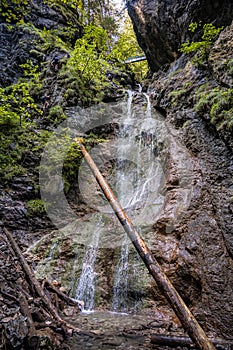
[34,89,189,312]
[111,90,161,311]
[75,219,102,311]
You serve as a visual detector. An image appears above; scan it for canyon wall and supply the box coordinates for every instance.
[128,0,233,338]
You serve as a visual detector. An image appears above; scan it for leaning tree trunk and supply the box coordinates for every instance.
[75,140,216,350]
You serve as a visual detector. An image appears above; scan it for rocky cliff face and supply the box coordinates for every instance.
[1,0,233,347]
[128,0,233,339]
[127,0,233,71]
[0,1,82,87]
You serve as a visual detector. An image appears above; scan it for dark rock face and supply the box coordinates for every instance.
[0,0,82,87]
[143,20,233,338]
[127,0,233,71]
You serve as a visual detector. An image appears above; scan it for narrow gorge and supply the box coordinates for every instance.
[0,0,233,349]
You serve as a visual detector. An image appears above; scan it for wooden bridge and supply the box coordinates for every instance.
[123,55,147,64]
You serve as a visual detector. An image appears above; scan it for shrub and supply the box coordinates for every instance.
[26,199,47,216]
[180,22,224,65]
[195,84,233,129]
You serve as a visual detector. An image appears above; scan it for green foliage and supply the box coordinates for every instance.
[48,106,67,124]
[168,82,192,106]
[64,24,112,104]
[35,27,72,52]
[0,133,26,181]
[0,127,52,183]
[3,81,42,125]
[19,60,41,79]
[180,22,224,64]
[0,87,20,127]
[0,0,29,22]
[195,84,233,130]
[111,18,148,80]
[223,58,233,77]
[17,21,73,53]
[69,24,110,82]
[45,0,82,9]
[63,141,83,192]
[40,129,107,193]
[39,130,83,193]
[26,199,47,217]
[0,60,43,128]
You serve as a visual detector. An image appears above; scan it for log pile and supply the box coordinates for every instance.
[0,228,82,350]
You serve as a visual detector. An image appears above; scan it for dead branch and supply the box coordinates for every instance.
[3,227,80,333]
[18,292,37,342]
[43,279,83,309]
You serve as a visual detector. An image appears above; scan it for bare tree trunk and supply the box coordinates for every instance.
[76,141,216,350]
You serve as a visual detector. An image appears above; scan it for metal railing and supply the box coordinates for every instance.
[123,55,147,64]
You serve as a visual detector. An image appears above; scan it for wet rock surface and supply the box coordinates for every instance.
[137,12,233,341]
[1,0,233,348]
[0,0,81,87]
[127,0,233,72]
[64,309,183,350]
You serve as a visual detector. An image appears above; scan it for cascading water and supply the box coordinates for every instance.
[111,91,134,310]
[35,87,179,313]
[75,219,102,311]
[111,90,161,312]
[112,235,129,311]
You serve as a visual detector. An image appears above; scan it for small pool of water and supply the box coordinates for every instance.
[64,308,182,349]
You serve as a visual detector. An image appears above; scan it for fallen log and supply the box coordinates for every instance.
[150,334,233,349]
[43,279,83,310]
[3,227,80,333]
[76,140,216,350]
[18,291,38,348]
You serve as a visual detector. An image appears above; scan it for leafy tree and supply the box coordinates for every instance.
[67,24,111,91]
[111,18,148,80]
[179,22,223,64]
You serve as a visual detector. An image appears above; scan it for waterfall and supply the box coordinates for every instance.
[111,90,134,311]
[112,235,129,311]
[36,88,170,313]
[143,92,151,118]
[111,91,158,311]
[75,220,102,311]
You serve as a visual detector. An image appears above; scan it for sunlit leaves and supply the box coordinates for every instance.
[180,22,224,64]
[68,24,111,86]
[0,0,29,22]
[111,18,148,79]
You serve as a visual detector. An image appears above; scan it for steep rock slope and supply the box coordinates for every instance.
[127,0,233,71]
[0,0,82,87]
[128,0,233,339]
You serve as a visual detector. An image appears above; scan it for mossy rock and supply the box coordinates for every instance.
[26,199,46,217]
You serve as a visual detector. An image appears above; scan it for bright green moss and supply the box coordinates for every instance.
[195,84,233,130]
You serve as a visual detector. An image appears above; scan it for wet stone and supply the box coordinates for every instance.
[63,310,180,350]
